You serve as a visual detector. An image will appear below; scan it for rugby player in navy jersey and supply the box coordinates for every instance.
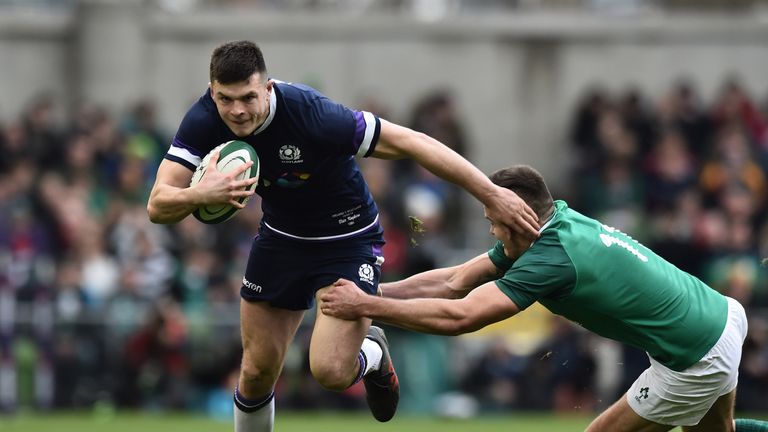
[147,40,539,431]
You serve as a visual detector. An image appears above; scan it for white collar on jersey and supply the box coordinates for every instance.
[538,208,557,233]
[528,206,557,248]
[253,85,277,136]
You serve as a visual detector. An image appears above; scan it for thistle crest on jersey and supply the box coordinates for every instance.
[279,145,302,163]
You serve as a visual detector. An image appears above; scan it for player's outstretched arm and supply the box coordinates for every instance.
[381,253,503,300]
[372,119,539,238]
[320,280,520,335]
[147,151,257,224]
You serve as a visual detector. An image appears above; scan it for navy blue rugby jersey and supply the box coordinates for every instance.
[164,81,382,241]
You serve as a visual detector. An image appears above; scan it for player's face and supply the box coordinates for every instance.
[485,206,530,260]
[484,207,514,257]
[210,73,273,137]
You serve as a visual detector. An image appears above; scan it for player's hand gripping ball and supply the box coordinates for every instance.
[189,140,259,224]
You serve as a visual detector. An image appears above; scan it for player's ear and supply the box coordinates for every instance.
[265,79,274,91]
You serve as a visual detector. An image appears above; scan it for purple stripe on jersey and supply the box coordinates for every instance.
[172,136,203,156]
[352,111,367,152]
[372,242,383,257]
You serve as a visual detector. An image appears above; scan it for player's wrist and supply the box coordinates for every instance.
[182,183,205,206]
[379,282,400,298]
[360,295,379,318]
[478,183,502,205]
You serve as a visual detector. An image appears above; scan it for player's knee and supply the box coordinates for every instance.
[310,360,354,391]
[240,361,280,389]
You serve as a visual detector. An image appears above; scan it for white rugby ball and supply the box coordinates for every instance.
[189,140,259,224]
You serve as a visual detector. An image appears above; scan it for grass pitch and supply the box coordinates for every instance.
[0,411,597,432]
[16,410,761,431]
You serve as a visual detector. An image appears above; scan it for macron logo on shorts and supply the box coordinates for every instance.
[242,277,262,293]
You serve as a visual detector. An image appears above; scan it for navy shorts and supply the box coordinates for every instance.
[240,226,386,310]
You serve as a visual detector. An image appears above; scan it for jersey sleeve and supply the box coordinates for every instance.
[164,95,219,171]
[350,109,381,158]
[494,230,577,311]
[288,83,380,157]
[488,240,516,270]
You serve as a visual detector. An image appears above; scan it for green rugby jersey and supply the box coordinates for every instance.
[489,200,728,371]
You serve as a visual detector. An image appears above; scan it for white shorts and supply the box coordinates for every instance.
[626,297,748,426]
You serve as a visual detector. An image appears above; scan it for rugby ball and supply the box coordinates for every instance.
[189,140,259,224]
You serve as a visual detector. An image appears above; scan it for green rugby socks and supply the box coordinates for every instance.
[736,419,768,431]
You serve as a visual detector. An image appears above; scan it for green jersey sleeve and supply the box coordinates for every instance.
[488,241,515,269]
[490,232,577,311]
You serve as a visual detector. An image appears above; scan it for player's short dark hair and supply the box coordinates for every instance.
[210,40,267,84]
[489,165,554,220]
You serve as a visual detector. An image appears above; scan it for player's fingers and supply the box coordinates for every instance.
[515,201,540,234]
[229,199,247,209]
[228,195,251,205]
[319,299,333,311]
[236,177,258,188]
[233,160,254,176]
[524,205,539,223]
[521,213,540,236]
[512,217,539,239]
[230,187,255,196]
[222,161,254,181]
[207,151,221,171]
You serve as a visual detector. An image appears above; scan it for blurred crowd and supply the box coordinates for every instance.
[1,77,767,417]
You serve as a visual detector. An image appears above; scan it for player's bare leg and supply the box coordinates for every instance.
[683,390,736,432]
[312,286,399,421]
[235,299,304,432]
[586,393,673,432]
[310,287,372,390]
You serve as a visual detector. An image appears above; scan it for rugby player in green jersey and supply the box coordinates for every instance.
[319,164,768,432]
